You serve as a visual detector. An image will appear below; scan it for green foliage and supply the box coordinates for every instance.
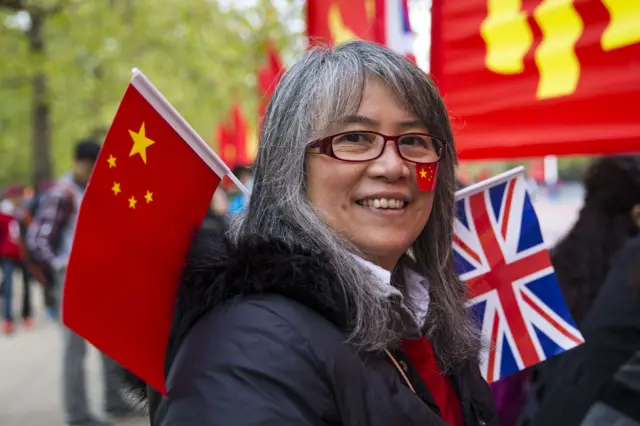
[0,0,305,186]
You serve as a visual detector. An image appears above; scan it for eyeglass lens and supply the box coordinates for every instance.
[331,132,442,162]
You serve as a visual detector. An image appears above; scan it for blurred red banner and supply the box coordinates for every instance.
[431,0,640,160]
[307,0,385,47]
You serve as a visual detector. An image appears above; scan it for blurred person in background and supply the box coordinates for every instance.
[200,187,230,236]
[131,41,496,426]
[532,232,640,425]
[0,184,32,334]
[28,139,136,426]
[519,155,640,425]
[550,155,640,326]
[25,180,58,319]
[227,164,253,215]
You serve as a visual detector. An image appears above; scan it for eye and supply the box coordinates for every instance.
[335,132,376,144]
[400,135,431,148]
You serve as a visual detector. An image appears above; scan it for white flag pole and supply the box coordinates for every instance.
[129,68,250,196]
[454,166,526,201]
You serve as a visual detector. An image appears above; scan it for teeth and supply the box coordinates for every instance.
[358,198,406,209]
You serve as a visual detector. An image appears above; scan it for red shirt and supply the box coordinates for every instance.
[401,338,464,426]
[0,210,21,261]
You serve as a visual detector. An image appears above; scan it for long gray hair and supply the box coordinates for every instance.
[229,41,481,371]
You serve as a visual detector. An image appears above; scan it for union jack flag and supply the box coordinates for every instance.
[453,170,584,383]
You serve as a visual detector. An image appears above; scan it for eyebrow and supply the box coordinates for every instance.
[337,114,379,127]
[335,114,426,131]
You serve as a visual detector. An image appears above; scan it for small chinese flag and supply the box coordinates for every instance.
[63,70,230,395]
[416,163,438,192]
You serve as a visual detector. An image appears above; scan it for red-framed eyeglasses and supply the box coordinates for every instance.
[308,131,445,164]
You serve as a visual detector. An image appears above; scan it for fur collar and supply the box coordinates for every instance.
[124,231,354,401]
[168,232,354,357]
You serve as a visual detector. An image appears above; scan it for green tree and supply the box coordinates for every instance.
[0,0,304,187]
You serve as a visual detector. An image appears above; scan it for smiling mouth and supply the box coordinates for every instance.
[356,197,408,210]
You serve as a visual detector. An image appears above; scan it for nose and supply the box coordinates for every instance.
[367,140,410,181]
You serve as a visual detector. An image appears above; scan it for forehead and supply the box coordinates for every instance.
[355,79,422,124]
[318,77,423,135]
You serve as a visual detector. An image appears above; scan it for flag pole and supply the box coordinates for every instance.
[129,68,250,197]
[454,166,526,201]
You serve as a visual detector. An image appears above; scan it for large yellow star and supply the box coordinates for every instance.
[144,190,153,204]
[128,122,155,164]
[128,195,137,209]
[420,168,427,178]
[107,154,117,168]
[112,182,121,195]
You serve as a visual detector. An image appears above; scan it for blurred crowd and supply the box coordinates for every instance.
[1,140,639,426]
[0,151,254,337]
[0,137,254,426]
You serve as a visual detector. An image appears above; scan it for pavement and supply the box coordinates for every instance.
[0,197,582,426]
[0,302,147,426]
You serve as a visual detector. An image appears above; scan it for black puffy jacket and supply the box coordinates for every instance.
[132,234,498,426]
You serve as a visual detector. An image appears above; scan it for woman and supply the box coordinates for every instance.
[133,41,496,425]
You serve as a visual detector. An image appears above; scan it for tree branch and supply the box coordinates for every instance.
[0,0,25,11]
[0,0,69,15]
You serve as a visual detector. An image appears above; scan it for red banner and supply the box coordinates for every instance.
[258,41,284,121]
[307,0,385,46]
[431,0,640,160]
[215,104,249,169]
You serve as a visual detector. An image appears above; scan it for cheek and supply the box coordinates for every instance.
[412,193,435,229]
[306,158,362,214]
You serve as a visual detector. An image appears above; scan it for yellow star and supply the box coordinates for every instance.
[107,154,117,168]
[420,168,427,178]
[128,196,137,209]
[144,190,153,204]
[112,182,121,195]
[128,122,156,164]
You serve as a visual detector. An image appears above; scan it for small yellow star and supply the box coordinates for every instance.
[112,182,121,195]
[128,196,137,209]
[128,122,156,164]
[144,190,153,204]
[420,168,427,178]
[107,155,117,168]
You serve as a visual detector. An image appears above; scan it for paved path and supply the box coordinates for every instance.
[0,300,147,426]
[0,199,581,425]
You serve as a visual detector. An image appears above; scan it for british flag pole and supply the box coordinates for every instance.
[453,167,584,383]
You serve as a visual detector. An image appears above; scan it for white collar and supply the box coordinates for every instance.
[353,255,430,327]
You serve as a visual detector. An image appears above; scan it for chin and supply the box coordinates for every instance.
[357,237,413,264]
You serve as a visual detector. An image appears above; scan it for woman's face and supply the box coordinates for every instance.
[306,78,436,270]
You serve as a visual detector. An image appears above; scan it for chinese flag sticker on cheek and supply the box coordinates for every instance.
[416,162,438,192]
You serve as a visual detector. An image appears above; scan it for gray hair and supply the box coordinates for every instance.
[229,41,480,369]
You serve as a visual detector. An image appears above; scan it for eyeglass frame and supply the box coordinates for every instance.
[308,131,446,164]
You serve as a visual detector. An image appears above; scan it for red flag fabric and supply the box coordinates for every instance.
[63,76,225,395]
[430,0,640,159]
[216,104,249,169]
[307,0,385,47]
[416,163,438,192]
[258,41,284,121]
